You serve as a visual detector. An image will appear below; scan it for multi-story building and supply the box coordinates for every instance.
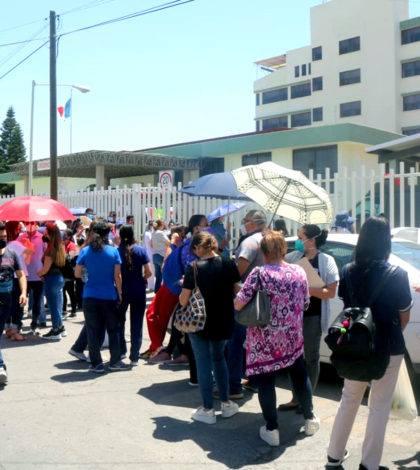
[254,0,420,137]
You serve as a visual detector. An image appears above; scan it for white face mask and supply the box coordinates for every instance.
[240,224,247,236]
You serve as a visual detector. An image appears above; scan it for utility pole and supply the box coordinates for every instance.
[50,10,58,200]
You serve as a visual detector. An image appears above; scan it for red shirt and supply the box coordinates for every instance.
[64,241,77,254]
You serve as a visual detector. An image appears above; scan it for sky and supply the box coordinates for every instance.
[1,0,420,161]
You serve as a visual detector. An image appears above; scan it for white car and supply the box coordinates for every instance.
[286,234,420,375]
[391,227,420,244]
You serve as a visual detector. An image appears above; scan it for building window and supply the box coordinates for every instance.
[340,100,362,117]
[402,127,420,136]
[291,82,311,99]
[262,87,288,104]
[302,64,307,76]
[312,76,323,91]
[242,152,272,166]
[339,68,361,85]
[295,65,300,78]
[402,60,420,78]
[401,26,420,45]
[293,145,338,192]
[262,116,288,130]
[403,93,420,111]
[313,107,323,122]
[291,112,311,127]
[308,63,311,75]
[312,46,322,61]
[256,121,260,132]
[339,36,360,54]
[255,93,260,106]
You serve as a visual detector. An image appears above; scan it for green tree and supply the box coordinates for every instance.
[0,106,26,194]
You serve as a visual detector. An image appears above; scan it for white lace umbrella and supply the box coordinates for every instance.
[231,162,333,225]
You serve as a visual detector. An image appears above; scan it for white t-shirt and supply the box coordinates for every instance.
[151,230,168,257]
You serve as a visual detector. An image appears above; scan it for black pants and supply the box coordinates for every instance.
[63,280,77,313]
[253,355,314,430]
[75,279,84,309]
[83,298,121,367]
[27,281,44,328]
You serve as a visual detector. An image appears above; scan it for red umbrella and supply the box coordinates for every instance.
[0,196,76,222]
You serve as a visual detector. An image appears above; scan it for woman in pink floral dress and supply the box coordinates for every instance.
[234,231,320,447]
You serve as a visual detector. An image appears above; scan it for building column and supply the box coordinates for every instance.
[95,165,108,189]
[23,175,29,195]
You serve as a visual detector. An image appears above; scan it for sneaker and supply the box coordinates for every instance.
[139,349,158,359]
[42,328,61,340]
[259,425,280,447]
[120,353,127,360]
[89,363,105,374]
[69,311,77,318]
[130,361,139,367]
[62,311,68,320]
[30,327,41,336]
[188,381,199,387]
[242,380,258,393]
[0,366,7,385]
[108,361,131,371]
[327,450,350,467]
[213,390,244,400]
[191,407,216,424]
[68,349,88,362]
[305,416,320,436]
[39,322,47,328]
[57,325,67,337]
[165,354,189,365]
[221,401,239,418]
[148,351,171,364]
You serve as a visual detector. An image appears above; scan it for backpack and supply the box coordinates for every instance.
[324,264,397,382]
[60,254,76,280]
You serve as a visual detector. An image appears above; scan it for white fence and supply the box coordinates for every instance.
[0,163,419,244]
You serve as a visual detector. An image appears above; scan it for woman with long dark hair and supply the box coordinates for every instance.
[279,224,339,411]
[118,225,152,366]
[37,224,66,340]
[75,221,129,373]
[326,216,412,470]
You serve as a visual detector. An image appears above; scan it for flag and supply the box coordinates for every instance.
[64,98,72,119]
[57,106,65,120]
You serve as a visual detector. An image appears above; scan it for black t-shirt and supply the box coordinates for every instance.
[183,256,240,340]
[338,260,412,355]
[304,253,322,317]
[0,248,22,293]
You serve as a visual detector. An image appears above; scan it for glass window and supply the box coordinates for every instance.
[402,60,420,78]
[312,46,322,61]
[401,26,420,45]
[308,63,311,75]
[262,116,288,130]
[242,152,272,166]
[295,65,300,78]
[291,112,311,127]
[262,88,288,104]
[293,145,338,192]
[313,107,323,122]
[255,93,260,106]
[321,242,354,272]
[402,127,420,136]
[340,100,362,117]
[312,76,323,91]
[339,36,360,54]
[291,82,311,99]
[302,64,307,76]
[403,93,420,111]
[392,240,420,271]
[256,120,260,132]
[339,68,361,85]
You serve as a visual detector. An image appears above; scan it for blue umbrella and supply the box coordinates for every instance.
[70,206,87,216]
[179,172,250,200]
[207,202,247,223]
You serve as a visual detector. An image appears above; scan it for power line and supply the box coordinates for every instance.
[0,41,48,80]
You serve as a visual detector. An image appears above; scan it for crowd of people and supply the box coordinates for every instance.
[0,204,412,470]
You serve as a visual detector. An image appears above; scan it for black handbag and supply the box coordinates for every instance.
[236,268,272,327]
[325,265,397,381]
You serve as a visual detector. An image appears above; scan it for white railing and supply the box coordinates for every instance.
[0,163,419,245]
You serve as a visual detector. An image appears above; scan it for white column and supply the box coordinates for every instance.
[95,165,105,189]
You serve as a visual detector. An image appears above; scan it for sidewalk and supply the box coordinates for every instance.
[0,313,419,470]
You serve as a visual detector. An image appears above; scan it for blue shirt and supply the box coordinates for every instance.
[117,244,149,297]
[163,239,197,295]
[77,245,121,300]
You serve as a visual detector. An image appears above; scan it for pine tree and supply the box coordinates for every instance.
[0,106,26,172]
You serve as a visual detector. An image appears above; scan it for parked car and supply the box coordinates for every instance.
[391,227,420,244]
[286,234,420,375]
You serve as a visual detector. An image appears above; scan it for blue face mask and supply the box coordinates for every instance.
[87,214,94,220]
[295,239,305,253]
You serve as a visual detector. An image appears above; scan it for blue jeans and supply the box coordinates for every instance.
[153,254,164,294]
[119,293,146,362]
[0,292,12,367]
[44,274,64,330]
[83,297,121,367]
[189,334,229,410]
[226,314,247,394]
[27,281,44,328]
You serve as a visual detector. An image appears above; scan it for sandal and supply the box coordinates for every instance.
[10,332,26,341]
[6,328,18,338]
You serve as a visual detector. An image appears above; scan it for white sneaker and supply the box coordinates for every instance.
[191,407,216,424]
[130,361,139,366]
[305,416,320,436]
[221,400,239,418]
[68,349,88,362]
[0,366,7,385]
[259,425,280,446]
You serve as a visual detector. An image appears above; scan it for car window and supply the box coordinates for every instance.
[320,242,354,272]
[391,241,420,271]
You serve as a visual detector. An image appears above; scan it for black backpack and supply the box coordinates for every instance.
[324,265,397,382]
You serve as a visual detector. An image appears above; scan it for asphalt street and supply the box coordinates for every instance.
[0,295,419,470]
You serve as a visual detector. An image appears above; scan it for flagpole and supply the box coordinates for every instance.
[70,87,73,153]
